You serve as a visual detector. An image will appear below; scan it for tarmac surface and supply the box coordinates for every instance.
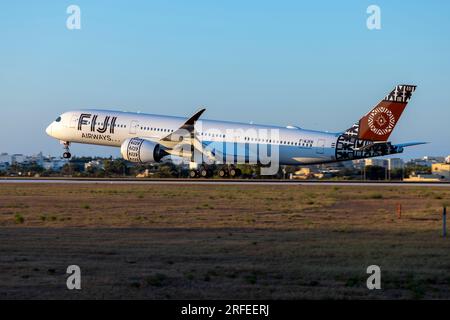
[1,178,449,187]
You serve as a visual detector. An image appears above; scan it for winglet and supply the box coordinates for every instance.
[161,108,206,142]
[184,108,206,127]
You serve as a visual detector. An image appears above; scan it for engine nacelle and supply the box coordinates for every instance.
[120,138,166,163]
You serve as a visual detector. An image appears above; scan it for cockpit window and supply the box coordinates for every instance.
[55,116,62,122]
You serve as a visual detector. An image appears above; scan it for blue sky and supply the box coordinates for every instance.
[0,0,449,158]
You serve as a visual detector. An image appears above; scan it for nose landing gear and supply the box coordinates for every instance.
[62,141,72,159]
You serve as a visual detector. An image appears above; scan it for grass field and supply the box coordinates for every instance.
[1,183,449,299]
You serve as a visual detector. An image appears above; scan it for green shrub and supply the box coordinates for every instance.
[14,213,25,224]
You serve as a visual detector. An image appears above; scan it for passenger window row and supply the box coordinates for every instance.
[140,127,174,133]
[84,121,126,128]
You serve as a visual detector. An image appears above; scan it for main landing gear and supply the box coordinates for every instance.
[188,165,242,178]
[218,165,241,178]
[62,141,72,159]
[189,165,213,178]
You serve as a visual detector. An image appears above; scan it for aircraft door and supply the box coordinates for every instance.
[316,139,325,154]
[129,120,139,134]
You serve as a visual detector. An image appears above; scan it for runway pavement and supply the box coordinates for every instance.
[1,178,449,187]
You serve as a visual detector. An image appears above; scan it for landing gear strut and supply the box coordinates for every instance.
[62,141,72,159]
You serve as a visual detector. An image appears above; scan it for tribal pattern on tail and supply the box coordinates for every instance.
[335,122,400,161]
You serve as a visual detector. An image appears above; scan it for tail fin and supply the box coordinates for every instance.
[349,85,417,141]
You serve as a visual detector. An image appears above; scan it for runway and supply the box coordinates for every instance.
[1,178,449,187]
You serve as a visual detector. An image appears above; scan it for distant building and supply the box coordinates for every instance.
[43,158,68,171]
[136,169,153,178]
[423,156,446,163]
[12,154,27,164]
[292,167,330,180]
[446,155,450,164]
[0,153,12,168]
[84,160,104,171]
[365,158,387,168]
[407,158,432,167]
[407,156,447,168]
[405,162,450,182]
[340,160,355,169]
[293,167,313,179]
[30,152,45,166]
[352,159,365,170]
[0,162,8,171]
[387,158,404,170]
[432,163,450,180]
[404,174,442,182]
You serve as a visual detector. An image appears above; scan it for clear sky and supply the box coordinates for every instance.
[0,0,449,158]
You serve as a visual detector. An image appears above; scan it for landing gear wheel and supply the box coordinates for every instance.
[218,169,227,178]
[189,170,198,178]
[62,141,72,159]
[229,167,242,178]
[200,168,209,178]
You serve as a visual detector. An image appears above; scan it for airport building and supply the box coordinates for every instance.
[424,156,446,163]
[0,152,69,172]
[0,153,12,166]
[407,156,447,167]
[364,158,388,168]
[432,163,450,180]
[405,161,450,182]
[42,158,68,171]
[11,154,27,165]
[387,158,404,170]
[0,162,8,171]
[84,160,105,171]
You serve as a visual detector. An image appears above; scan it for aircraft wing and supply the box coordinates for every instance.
[164,139,223,163]
[143,108,221,162]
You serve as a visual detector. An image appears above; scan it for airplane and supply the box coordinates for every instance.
[45,84,425,178]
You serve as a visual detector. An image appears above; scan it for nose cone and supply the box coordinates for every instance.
[46,123,53,136]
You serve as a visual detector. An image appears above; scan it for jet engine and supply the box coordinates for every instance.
[120,138,167,163]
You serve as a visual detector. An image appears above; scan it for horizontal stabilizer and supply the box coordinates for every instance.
[394,141,428,148]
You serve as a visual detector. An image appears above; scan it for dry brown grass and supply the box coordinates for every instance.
[0,183,449,299]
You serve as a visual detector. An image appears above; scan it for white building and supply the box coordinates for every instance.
[85,160,105,171]
[365,158,388,168]
[0,153,12,166]
[423,156,445,163]
[12,154,27,164]
[43,158,68,171]
[352,159,365,170]
[408,158,432,167]
[387,158,404,170]
[30,152,45,166]
[446,155,450,164]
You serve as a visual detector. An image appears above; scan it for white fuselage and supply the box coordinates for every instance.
[46,109,341,165]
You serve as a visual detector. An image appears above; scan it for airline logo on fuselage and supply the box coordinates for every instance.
[78,113,117,141]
